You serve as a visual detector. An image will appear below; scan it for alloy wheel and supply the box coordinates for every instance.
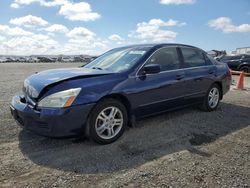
[208,87,219,109]
[95,106,123,140]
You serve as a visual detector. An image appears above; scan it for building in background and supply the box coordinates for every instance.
[232,47,250,55]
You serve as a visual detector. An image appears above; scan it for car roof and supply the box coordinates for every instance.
[115,43,203,51]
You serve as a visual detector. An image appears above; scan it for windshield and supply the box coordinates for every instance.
[84,47,150,73]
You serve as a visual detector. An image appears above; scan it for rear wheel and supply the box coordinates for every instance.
[239,66,250,73]
[200,83,221,112]
[87,99,127,144]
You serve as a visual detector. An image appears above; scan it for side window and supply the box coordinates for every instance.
[181,48,206,67]
[146,47,180,71]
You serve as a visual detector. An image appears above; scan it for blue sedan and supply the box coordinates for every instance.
[10,44,231,144]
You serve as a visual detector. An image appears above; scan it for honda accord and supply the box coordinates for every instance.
[10,44,231,144]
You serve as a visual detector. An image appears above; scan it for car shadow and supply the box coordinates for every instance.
[18,102,250,173]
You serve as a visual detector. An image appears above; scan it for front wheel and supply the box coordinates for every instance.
[87,99,128,144]
[200,84,221,112]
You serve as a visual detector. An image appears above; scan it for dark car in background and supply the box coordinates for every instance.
[10,44,231,144]
[218,54,250,73]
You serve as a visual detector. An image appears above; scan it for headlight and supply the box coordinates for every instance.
[38,88,81,108]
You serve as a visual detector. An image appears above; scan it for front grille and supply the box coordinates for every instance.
[36,121,49,129]
[26,119,49,130]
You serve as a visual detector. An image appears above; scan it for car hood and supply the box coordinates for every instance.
[23,67,113,98]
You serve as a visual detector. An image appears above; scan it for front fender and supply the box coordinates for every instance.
[41,75,127,106]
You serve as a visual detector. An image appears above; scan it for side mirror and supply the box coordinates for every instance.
[143,64,161,75]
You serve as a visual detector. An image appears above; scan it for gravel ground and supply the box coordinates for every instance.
[0,63,250,188]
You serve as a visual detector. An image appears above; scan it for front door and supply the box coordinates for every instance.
[127,47,188,117]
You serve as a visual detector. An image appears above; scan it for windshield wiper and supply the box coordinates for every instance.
[92,66,104,70]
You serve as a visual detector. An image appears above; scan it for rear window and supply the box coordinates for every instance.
[181,48,206,67]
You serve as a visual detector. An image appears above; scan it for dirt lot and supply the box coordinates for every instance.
[0,63,250,188]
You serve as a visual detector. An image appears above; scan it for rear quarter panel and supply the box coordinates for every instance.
[215,62,231,95]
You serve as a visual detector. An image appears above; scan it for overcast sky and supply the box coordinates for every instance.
[0,0,250,55]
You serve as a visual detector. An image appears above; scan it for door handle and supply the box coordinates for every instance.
[208,69,215,74]
[176,74,185,80]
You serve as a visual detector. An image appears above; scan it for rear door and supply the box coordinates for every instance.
[179,47,215,103]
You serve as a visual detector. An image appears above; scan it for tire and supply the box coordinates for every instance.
[239,66,250,73]
[87,99,128,144]
[200,83,221,112]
